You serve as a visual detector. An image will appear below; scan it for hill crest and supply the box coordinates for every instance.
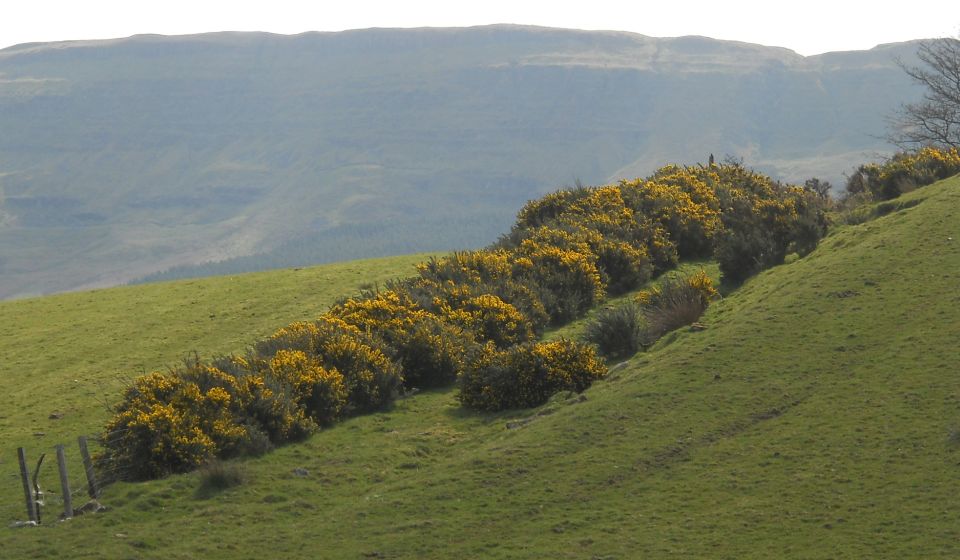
[0,26,923,298]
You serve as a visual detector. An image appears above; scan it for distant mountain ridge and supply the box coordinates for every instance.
[0,25,922,298]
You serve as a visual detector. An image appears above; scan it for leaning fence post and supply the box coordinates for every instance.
[56,444,73,519]
[17,447,38,523]
[77,436,100,499]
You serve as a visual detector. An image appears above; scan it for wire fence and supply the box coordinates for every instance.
[5,435,107,526]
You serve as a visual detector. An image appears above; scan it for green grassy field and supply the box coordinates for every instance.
[3,177,960,558]
[0,254,427,519]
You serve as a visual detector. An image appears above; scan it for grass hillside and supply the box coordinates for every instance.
[3,176,960,558]
[0,254,425,508]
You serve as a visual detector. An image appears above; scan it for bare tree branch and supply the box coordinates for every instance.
[888,37,960,148]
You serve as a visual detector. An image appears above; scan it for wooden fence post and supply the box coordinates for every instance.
[77,436,100,499]
[17,447,38,523]
[56,444,73,519]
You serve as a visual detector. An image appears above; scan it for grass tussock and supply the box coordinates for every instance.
[196,460,246,498]
[949,426,960,446]
[642,284,709,338]
[584,270,717,359]
[639,270,716,338]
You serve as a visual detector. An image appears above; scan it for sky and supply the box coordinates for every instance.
[1,1,958,56]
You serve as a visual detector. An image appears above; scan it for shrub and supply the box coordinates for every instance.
[235,372,316,444]
[176,356,293,456]
[254,316,403,415]
[267,350,347,426]
[835,190,877,225]
[845,147,960,200]
[98,368,251,481]
[714,178,827,284]
[637,220,680,272]
[392,317,472,388]
[787,189,830,256]
[331,291,470,388]
[311,331,402,414]
[439,293,535,348]
[457,339,606,411]
[514,243,604,324]
[213,354,317,446]
[594,239,653,295]
[619,172,722,259]
[557,186,638,241]
[400,274,551,338]
[513,186,592,230]
[685,269,719,302]
[714,217,777,284]
[415,250,515,287]
[254,316,360,357]
[484,279,551,335]
[100,158,846,483]
[584,301,649,359]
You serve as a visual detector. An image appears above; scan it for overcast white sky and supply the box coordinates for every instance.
[1,1,958,56]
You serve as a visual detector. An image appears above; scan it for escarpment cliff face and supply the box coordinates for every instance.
[0,25,920,298]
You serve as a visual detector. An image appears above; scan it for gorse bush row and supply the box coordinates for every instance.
[100,319,403,480]
[846,146,960,201]
[99,160,831,480]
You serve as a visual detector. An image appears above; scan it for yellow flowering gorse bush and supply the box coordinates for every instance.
[268,349,346,426]
[847,146,960,200]
[457,339,606,411]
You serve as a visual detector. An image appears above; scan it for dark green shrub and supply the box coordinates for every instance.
[787,190,830,257]
[714,225,778,284]
[639,221,680,272]
[239,373,316,444]
[594,240,653,295]
[714,183,827,284]
[389,318,473,388]
[584,302,649,359]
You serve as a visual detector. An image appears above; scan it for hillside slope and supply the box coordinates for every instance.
[3,177,958,557]
[0,26,921,298]
[0,253,425,468]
